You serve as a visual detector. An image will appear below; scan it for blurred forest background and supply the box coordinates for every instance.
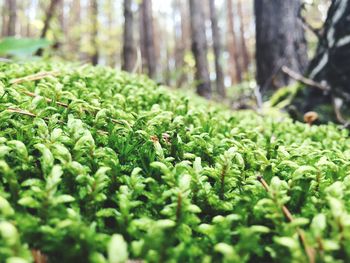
[1,0,350,123]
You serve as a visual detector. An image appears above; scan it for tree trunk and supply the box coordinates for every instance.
[173,0,189,88]
[209,0,225,98]
[189,0,211,99]
[67,0,81,59]
[2,1,7,37]
[237,0,249,72]
[254,0,308,95]
[227,0,242,84]
[90,0,99,65]
[6,0,16,36]
[140,0,157,78]
[122,0,135,71]
[106,0,116,67]
[303,0,350,121]
[173,0,183,86]
[59,0,66,36]
[36,0,61,56]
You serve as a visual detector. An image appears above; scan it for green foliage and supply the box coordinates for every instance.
[0,62,350,262]
[0,38,50,58]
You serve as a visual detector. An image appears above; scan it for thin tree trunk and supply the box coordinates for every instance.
[139,4,147,74]
[140,0,157,78]
[254,0,308,95]
[69,0,81,59]
[209,0,225,97]
[165,45,171,86]
[90,0,99,65]
[107,0,116,67]
[36,0,61,56]
[39,0,61,39]
[7,0,16,36]
[227,0,242,84]
[2,1,8,37]
[189,0,211,99]
[237,0,249,72]
[59,0,66,36]
[172,0,184,86]
[173,0,190,88]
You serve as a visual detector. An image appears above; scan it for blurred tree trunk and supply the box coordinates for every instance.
[59,0,67,36]
[153,15,161,76]
[189,0,211,99]
[2,1,7,36]
[140,0,157,78]
[25,0,32,37]
[68,0,81,59]
[165,46,171,85]
[36,0,61,56]
[122,0,135,71]
[227,0,242,84]
[209,0,225,97]
[237,0,249,72]
[254,0,308,95]
[173,0,189,88]
[106,0,116,67]
[6,0,16,36]
[302,0,350,121]
[173,0,183,86]
[90,0,99,65]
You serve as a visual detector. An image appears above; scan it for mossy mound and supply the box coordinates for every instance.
[1,62,350,262]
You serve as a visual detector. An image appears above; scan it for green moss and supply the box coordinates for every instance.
[0,62,350,262]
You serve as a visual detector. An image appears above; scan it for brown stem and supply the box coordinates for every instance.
[22,90,69,108]
[176,192,182,222]
[7,107,108,135]
[220,163,228,200]
[31,249,48,263]
[257,176,315,263]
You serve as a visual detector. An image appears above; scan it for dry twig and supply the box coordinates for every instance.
[281,66,329,92]
[10,71,60,85]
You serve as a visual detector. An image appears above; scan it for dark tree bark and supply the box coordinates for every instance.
[302,0,350,121]
[5,0,16,36]
[209,0,225,98]
[122,0,135,72]
[36,0,61,56]
[237,0,249,72]
[90,0,99,65]
[140,0,157,78]
[39,0,61,39]
[227,0,242,84]
[254,0,308,95]
[189,0,211,99]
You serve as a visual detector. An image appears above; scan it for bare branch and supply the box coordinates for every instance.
[281,66,329,91]
[10,71,60,84]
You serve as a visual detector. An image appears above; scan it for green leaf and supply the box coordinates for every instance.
[54,194,75,204]
[311,214,326,237]
[108,234,128,263]
[18,196,40,208]
[0,196,14,216]
[274,236,298,249]
[0,37,50,57]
